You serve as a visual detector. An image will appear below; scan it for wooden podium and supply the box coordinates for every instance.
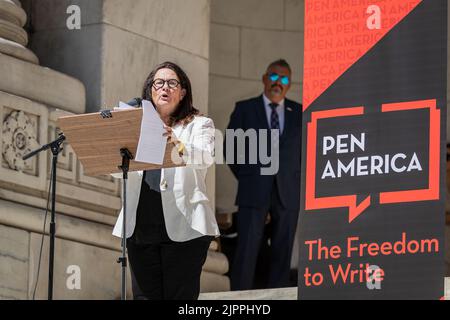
[57,108,184,176]
[57,107,185,300]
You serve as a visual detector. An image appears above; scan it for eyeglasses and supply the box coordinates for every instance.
[152,78,180,90]
[268,73,290,85]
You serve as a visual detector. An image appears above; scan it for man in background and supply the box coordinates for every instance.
[225,59,302,290]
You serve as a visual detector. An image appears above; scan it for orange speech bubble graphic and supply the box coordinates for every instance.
[305,99,440,223]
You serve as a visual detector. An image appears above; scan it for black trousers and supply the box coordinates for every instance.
[127,236,212,300]
[231,181,299,290]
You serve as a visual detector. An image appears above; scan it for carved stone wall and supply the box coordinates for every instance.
[0,91,122,230]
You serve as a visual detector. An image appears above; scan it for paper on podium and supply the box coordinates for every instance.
[116,101,135,110]
[115,100,167,165]
[135,100,167,165]
[57,102,185,177]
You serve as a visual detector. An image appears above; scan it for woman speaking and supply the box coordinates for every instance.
[112,61,220,300]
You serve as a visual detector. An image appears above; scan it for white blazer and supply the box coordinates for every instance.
[112,116,220,242]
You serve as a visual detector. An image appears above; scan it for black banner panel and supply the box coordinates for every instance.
[299,0,447,299]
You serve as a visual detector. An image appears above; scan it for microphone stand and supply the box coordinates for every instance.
[101,100,140,300]
[23,132,65,300]
[117,148,133,300]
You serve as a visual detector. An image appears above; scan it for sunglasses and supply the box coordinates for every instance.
[268,73,290,85]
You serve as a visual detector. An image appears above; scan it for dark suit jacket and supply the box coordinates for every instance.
[225,95,302,211]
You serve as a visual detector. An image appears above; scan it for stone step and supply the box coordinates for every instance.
[200,271,230,293]
[199,277,450,300]
[199,287,296,300]
[203,250,229,275]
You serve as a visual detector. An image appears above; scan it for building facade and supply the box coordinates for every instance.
[0,0,448,299]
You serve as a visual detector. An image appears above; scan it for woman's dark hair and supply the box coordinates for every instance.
[142,61,199,126]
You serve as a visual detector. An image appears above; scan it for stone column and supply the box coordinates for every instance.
[0,0,84,113]
[0,0,37,63]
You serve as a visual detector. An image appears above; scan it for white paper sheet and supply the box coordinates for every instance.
[135,100,167,165]
[114,101,135,110]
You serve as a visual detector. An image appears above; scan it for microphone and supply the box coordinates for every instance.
[126,97,142,107]
[100,97,143,118]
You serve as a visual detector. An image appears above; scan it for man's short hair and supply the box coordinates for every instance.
[266,59,292,73]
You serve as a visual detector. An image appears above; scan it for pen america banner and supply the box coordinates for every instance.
[299,0,447,299]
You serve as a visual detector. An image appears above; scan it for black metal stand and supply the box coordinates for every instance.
[23,133,65,300]
[117,148,133,300]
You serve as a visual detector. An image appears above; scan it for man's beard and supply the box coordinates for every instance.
[270,85,283,96]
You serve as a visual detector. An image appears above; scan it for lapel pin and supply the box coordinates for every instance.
[287,107,293,112]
